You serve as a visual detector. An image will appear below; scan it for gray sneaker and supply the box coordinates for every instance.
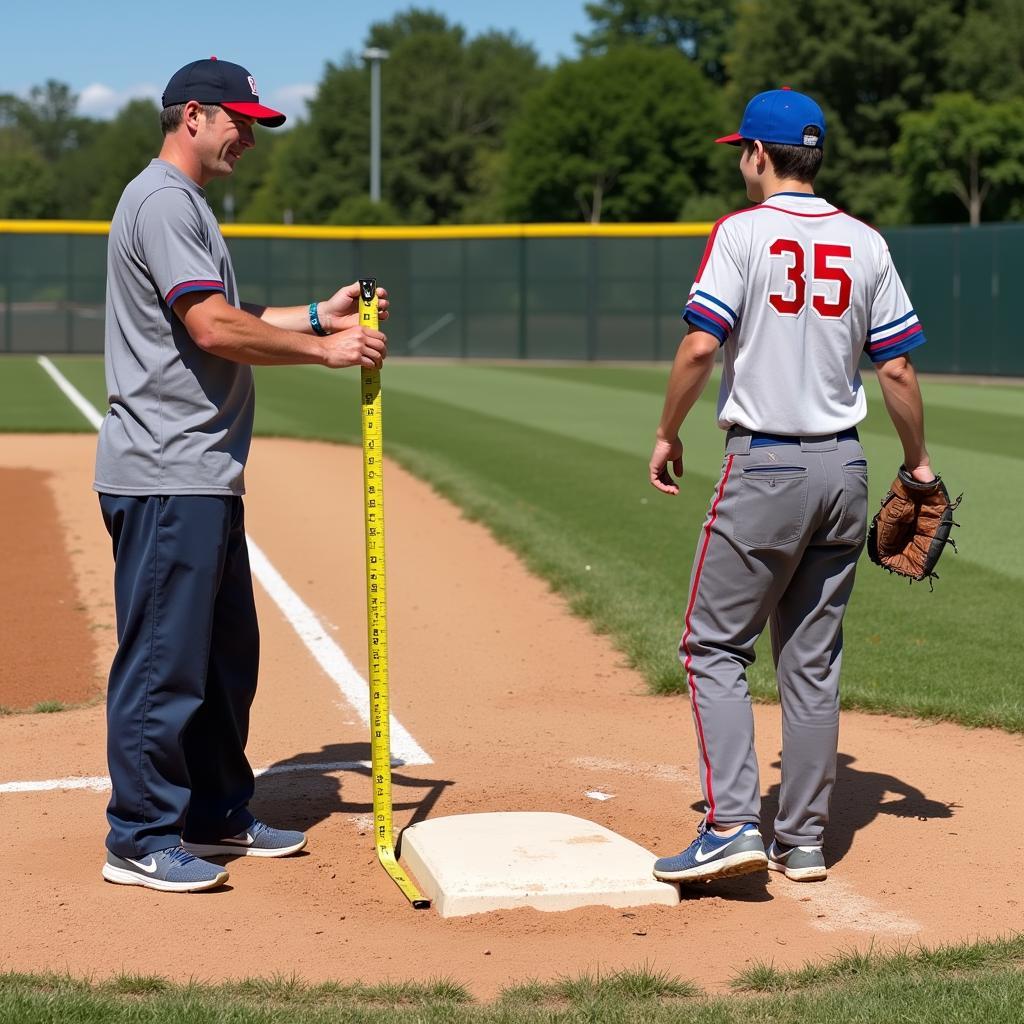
[102,846,229,893]
[182,819,307,859]
[767,840,827,881]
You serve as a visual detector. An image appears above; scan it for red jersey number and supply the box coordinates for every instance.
[769,240,853,320]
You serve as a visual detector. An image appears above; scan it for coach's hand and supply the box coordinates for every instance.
[318,281,390,331]
[650,435,684,494]
[322,325,387,369]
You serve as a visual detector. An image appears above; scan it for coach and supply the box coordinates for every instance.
[94,58,387,893]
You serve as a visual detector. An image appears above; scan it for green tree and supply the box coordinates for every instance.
[504,47,724,222]
[57,99,162,219]
[728,0,965,222]
[247,9,545,224]
[576,0,736,84]
[13,80,96,161]
[894,93,1024,225]
[944,0,1024,102]
[0,132,60,217]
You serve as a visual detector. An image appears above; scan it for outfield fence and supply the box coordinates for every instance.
[1,220,1021,375]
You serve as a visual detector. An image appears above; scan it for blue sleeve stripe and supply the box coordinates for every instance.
[868,331,927,363]
[165,280,225,305]
[867,322,923,354]
[683,308,728,344]
[694,289,737,322]
[869,309,917,336]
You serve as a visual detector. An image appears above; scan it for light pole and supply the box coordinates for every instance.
[362,47,389,203]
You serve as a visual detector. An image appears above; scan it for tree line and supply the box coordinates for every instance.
[2,1,1021,227]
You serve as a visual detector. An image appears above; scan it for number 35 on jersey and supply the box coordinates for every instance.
[768,239,853,320]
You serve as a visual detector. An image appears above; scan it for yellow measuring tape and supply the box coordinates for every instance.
[359,278,431,910]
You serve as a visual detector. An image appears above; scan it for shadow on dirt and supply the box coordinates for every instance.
[249,742,454,842]
[765,752,958,867]
[688,751,957,868]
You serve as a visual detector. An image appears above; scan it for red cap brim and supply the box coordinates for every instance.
[715,132,743,145]
[222,101,286,128]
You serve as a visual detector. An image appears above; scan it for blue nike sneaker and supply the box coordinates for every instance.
[653,820,768,882]
[102,845,228,893]
[182,819,307,859]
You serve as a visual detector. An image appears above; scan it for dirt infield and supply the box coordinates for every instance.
[1,433,1022,997]
[0,465,101,710]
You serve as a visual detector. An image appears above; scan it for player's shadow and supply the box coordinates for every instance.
[247,742,453,844]
[775,752,956,866]
[688,753,956,869]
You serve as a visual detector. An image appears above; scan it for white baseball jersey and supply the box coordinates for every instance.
[684,192,926,435]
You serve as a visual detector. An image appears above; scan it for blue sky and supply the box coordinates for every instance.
[3,0,593,121]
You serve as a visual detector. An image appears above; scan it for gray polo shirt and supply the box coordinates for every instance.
[94,159,254,496]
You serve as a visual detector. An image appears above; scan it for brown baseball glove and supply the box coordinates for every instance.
[866,467,962,585]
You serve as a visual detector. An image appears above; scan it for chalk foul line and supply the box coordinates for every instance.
[0,760,414,796]
[28,355,431,770]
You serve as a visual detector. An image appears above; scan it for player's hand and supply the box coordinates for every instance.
[907,462,936,484]
[321,326,387,369]
[649,435,684,494]
[318,281,390,330]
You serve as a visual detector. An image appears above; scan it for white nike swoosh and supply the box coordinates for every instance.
[693,831,753,863]
[219,832,255,846]
[126,856,158,874]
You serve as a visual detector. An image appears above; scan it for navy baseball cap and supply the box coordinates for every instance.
[162,57,286,127]
[716,87,825,148]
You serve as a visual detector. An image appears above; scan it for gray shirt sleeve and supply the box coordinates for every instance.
[134,186,227,308]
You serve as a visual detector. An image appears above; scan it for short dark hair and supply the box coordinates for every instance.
[160,102,221,136]
[744,131,824,184]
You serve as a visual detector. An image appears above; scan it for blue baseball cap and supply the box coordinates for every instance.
[716,87,825,148]
[162,57,286,127]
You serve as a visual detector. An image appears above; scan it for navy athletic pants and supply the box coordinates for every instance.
[99,494,259,858]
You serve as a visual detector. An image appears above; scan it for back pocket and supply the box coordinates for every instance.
[834,460,869,544]
[734,466,809,548]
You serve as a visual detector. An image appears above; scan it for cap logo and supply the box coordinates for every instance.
[247,76,258,96]
[802,124,821,147]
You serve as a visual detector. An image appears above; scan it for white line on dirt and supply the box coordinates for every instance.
[246,539,431,765]
[0,760,409,796]
[32,355,432,767]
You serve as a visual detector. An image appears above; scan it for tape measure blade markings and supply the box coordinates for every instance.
[358,277,431,910]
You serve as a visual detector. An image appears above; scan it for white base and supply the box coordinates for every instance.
[401,812,680,918]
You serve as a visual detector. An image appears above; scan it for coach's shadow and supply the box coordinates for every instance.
[248,742,453,846]
[760,752,956,866]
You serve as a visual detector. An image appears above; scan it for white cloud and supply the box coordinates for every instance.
[266,83,316,123]
[78,82,160,119]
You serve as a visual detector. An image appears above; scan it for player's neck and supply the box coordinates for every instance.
[756,174,815,203]
[157,136,208,189]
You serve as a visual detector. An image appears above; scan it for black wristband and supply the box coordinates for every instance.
[308,301,328,336]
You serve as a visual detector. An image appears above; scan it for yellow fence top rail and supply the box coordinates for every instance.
[0,219,715,240]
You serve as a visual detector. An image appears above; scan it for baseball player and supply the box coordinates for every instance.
[95,58,388,893]
[648,88,934,884]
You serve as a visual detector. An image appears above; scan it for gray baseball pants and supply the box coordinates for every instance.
[680,428,868,848]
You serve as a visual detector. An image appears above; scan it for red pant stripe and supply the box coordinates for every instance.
[679,454,734,823]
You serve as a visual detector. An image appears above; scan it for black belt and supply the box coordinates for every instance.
[742,427,859,447]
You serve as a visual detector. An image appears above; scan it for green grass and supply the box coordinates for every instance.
[1,938,1021,1021]
[730,934,1024,992]
[29,700,66,714]
[7,354,1023,732]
